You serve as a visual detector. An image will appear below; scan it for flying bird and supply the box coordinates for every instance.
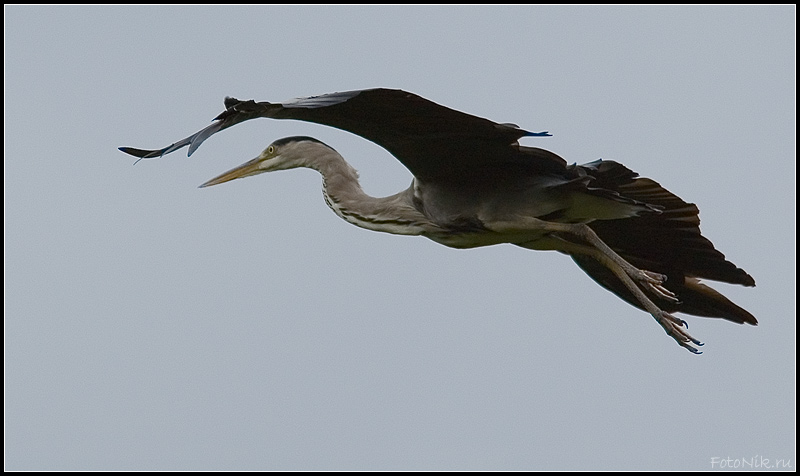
[119,88,756,353]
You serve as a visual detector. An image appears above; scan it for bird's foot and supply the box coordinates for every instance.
[637,270,681,303]
[654,310,704,354]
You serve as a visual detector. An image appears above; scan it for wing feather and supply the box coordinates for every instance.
[119,88,560,180]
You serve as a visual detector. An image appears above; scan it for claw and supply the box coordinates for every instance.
[683,343,703,355]
[688,334,704,346]
[654,311,703,354]
[638,270,681,303]
[677,335,704,353]
[642,270,667,284]
[650,283,681,303]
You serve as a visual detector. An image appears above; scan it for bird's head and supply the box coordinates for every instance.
[199,136,333,188]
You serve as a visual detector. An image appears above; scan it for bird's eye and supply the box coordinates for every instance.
[268,146,275,154]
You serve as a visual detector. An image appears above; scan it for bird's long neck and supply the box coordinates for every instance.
[308,148,435,236]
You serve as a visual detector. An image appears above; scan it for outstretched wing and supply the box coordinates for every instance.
[119,88,563,181]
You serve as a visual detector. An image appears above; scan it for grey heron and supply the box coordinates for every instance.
[119,88,756,353]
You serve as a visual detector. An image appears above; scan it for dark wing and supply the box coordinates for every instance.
[119,88,563,181]
[569,159,756,324]
[119,97,270,159]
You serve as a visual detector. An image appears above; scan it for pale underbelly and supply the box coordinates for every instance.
[423,229,553,249]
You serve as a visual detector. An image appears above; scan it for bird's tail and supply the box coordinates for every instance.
[571,255,757,325]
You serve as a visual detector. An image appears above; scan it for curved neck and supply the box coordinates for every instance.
[308,148,434,236]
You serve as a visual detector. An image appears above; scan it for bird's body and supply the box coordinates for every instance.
[120,88,756,353]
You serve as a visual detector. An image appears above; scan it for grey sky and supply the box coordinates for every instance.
[4,5,795,470]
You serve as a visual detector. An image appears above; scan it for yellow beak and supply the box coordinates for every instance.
[199,156,265,188]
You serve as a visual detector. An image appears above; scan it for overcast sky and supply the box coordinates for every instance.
[5,5,795,471]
